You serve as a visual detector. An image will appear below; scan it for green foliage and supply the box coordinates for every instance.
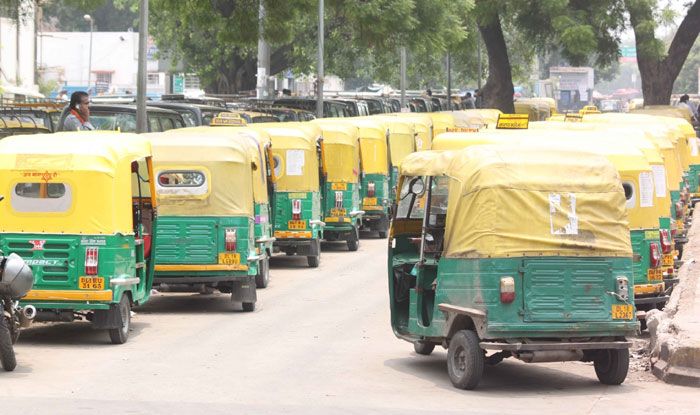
[40,0,138,31]
[38,78,59,96]
[673,38,700,93]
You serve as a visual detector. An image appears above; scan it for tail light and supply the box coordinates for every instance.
[224,228,237,251]
[659,229,672,254]
[335,191,343,209]
[671,227,677,238]
[367,181,376,197]
[675,201,683,218]
[649,242,661,268]
[499,276,515,303]
[292,199,302,220]
[85,247,99,275]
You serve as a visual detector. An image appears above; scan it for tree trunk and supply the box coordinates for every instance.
[627,0,700,105]
[477,10,514,113]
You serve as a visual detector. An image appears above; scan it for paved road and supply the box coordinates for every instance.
[0,237,698,414]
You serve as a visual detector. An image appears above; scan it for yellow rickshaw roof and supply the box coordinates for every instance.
[631,106,693,123]
[400,145,630,258]
[334,118,387,140]
[388,113,433,128]
[250,123,320,149]
[443,111,486,129]
[0,131,151,175]
[310,121,359,146]
[147,132,255,163]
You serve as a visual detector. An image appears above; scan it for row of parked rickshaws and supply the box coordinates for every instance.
[0,106,696,388]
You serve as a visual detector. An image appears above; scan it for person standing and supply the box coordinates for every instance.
[463,92,476,109]
[62,91,95,131]
[677,94,698,125]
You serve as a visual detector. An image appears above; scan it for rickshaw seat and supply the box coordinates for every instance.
[143,234,152,258]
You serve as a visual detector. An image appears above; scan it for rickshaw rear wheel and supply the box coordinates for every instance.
[242,302,256,312]
[347,239,359,252]
[593,348,629,385]
[447,330,483,390]
[414,341,435,355]
[255,257,270,289]
[378,230,388,239]
[307,254,320,268]
[108,295,131,345]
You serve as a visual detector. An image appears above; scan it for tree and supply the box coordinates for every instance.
[474,1,514,112]
[625,0,700,104]
[39,0,137,31]
[673,38,700,94]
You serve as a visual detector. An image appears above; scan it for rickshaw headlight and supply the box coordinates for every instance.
[499,276,515,304]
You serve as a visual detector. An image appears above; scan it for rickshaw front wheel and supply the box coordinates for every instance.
[307,255,320,268]
[347,239,359,252]
[0,315,17,371]
[108,295,131,345]
[593,348,629,385]
[255,257,270,289]
[414,341,435,355]
[447,330,483,390]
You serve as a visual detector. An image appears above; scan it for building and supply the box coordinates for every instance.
[549,66,595,111]
[39,31,167,96]
[0,4,41,99]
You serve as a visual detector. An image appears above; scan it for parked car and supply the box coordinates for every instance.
[57,104,186,132]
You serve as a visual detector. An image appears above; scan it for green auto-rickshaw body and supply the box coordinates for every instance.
[0,131,158,344]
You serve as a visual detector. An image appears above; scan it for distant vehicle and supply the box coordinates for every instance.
[599,100,623,113]
[57,104,186,132]
[160,94,227,108]
[272,98,351,118]
[0,116,51,138]
[147,102,230,126]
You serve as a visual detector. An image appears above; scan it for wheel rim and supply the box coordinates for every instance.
[452,346,467,377]
[120,301,129,335]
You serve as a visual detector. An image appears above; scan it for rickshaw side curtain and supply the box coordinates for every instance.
[359,138,389,175]
[389,133,415,167]
[271,148,320,192]
[324,143,359,183]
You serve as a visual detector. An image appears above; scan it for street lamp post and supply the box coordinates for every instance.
[83,14,93,93]
[136,0,148,133]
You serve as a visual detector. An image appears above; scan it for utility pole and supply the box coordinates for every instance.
[316,0,324,118]
[256,0,270,99]
[400,47,406,110]
[136,0,148,133]
[446,52,452,110]
[477,37,482,91]
[83,14,93,91]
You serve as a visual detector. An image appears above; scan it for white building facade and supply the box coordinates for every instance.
[0,9,39,97]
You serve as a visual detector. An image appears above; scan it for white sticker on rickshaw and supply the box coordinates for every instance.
[549,193,578,235]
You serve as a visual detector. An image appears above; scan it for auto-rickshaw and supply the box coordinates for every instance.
[514,101,540,121]
[445,111,487,130]
[339,118,392,238]
[389,145,636,389]
[161,125,277,288]
[0,132,157,344]
[252,124,325,267]
[311,121,364,251]
[463,108,502,127]
[426,113,456,138]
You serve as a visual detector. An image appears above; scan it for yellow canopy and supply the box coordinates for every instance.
[147,133,258,217]
[400,146,631,258]
[251,124,321,192]
[462,109,503,127]
[331,118,389,175]
[0,131,152,235]
[427,113,456,137]
[385,113,433,150]
[444,111,487,130]
[311,121,361,183]
[381,119,416,166]
[631,105,693,124]
[514,102,540,121]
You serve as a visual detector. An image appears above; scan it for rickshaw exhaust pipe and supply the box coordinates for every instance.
[516,350,583,363]
[18,305,36,327]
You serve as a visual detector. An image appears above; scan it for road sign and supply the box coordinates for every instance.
[173,74,184,94]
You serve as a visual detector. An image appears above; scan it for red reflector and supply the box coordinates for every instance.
[367,181,376,197]
[292,199,302,220]
[500,292,515,303]
[659,229,672,254]
[499,276,515,304]
[85,247,99,275]
[649,242,661,268]
[224,228,237,251]
[675,202,683,218]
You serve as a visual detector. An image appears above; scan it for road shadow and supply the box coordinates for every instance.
[134,292,255,315]
[384,352,641,395]
[17,320,149,346]
[320,241,351,252]
[359,230,384,239]
[269,253,312,269]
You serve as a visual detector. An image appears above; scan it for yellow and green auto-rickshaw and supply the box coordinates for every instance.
[147,132,271,311]
[311,121,364,250]
[0,132,158,343]
[390,145,636,389]
[463,108,502,127]
[426,112,456,138]
[387,113,433,151]
[252,124,325,267]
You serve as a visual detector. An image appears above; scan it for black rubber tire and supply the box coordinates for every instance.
[447,330,484,390]
[594,348,629,385]
[378,230,388,239]
[414,341,435,355]
[255,257,270,289]
[639,318,647,332]
[0,315,17,371]
[307,254,320,268]
[108,295,131,345]
[347,239,359,252]
[242,302,256,312]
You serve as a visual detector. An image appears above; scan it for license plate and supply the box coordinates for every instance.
[676,219,684,229]
[330,208,346,216]
[218,252,240,265]
[79,276,104,290]
[332,182,347,190]
[288,220,306,230]
[611,304,634,320]
[662,254,674,267]
[363,197,377,206]
[647,268,663,281]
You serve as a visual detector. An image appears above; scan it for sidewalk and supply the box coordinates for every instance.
[648,207,700,386]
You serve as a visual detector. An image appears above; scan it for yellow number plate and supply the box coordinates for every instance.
[647,268,663,281]
[330,208,346,216]
[331,182,347,190]
[79,277,104,290]
[662,254,674,267]
[676,219,684,229]
[363,197,377,206]
[611,304,634,320]
[288,220,307,230]
[218,253,240,265]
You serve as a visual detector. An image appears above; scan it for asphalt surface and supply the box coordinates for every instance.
[1,237,698,414]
